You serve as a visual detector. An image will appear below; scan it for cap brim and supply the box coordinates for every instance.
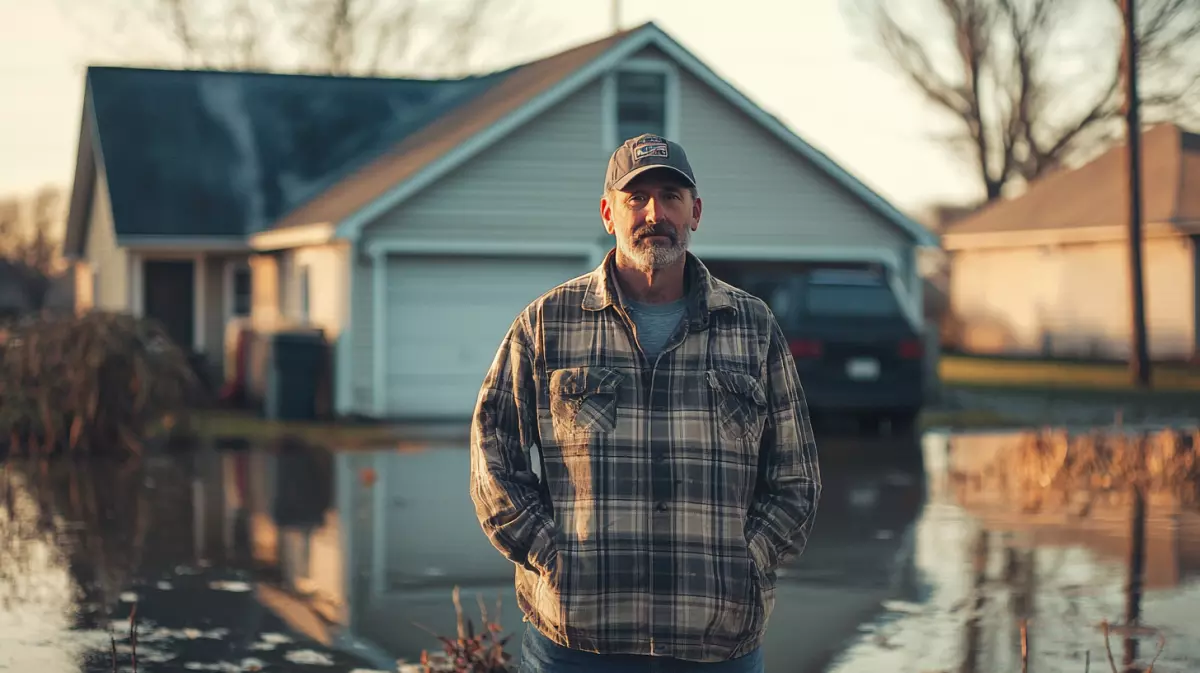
[610,165,695,191]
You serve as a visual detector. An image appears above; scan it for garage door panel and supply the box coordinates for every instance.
[383,255,586,418]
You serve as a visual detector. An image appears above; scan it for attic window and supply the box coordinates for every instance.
[615,70,668,142]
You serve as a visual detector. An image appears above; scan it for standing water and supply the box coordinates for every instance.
[1,428,1199,672]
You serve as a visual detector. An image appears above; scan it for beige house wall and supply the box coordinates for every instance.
[950,236,1196,359]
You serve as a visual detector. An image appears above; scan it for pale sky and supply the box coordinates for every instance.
[0,0,980,215]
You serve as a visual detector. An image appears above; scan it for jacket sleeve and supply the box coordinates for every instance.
[469,312,558,575]
[746,315,822,575]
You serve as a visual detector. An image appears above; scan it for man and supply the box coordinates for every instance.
[469,134,821,672]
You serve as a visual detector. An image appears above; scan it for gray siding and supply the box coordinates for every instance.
[677,70,910,255]
[364,82,607,246]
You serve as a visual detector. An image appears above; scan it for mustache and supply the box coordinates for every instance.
[635,224,678,241]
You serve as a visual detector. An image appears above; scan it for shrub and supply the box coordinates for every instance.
[0,310,201,459]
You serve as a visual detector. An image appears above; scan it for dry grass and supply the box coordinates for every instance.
[181,409,403,448]
[0,311,200,460]
[977,427,1200,514]
[940,355,1200,392]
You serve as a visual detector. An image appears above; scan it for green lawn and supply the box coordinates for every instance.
[178,409,404,448]
[939,354,1200,393]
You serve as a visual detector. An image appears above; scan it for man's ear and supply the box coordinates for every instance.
[600,196,616,235]
[691,196,703,231]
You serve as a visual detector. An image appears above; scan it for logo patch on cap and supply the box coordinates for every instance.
[634,143,669,160]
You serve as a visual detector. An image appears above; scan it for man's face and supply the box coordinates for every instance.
[601,170,702,272]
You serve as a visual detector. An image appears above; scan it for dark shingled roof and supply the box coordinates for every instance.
[85,64,511,238]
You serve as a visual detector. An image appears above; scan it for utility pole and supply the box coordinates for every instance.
[611,0,621,33]
[1122,0,1152,388]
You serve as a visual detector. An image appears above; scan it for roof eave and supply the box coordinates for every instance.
[248,222,336,251]
[117,235,251,251]
[943,221,1182,251]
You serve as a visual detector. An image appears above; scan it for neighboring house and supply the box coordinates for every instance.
[63,22,937,420]
[943,123,1200,361]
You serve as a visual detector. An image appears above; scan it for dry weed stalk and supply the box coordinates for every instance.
[412,586,514,672]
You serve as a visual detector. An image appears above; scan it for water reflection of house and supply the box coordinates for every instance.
[940,431,1200,590]
[189,439,523,665]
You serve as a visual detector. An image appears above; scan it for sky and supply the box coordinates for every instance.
[0,0,980,216]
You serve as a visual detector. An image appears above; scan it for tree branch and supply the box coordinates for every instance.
[849,0,1200,203]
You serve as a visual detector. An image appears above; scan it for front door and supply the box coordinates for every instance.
[143,260,195,351]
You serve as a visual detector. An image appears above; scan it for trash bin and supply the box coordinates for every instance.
[267,329,326,421]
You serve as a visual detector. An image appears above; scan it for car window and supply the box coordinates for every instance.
[805,283,902,318]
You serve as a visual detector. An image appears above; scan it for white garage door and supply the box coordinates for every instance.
[384,255,588,418]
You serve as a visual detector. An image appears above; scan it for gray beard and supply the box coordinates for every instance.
[617,226,691,272]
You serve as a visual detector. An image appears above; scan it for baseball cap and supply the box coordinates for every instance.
[604,133,697,192]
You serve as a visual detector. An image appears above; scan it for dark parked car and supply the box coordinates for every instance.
[740,267,926,431]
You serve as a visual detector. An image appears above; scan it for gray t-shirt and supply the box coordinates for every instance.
[624,297,687,359]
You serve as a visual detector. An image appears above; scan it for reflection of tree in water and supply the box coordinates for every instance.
[0,460,150,631]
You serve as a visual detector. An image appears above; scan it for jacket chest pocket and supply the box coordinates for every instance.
[707,369,768,443]
[548,366,623,446]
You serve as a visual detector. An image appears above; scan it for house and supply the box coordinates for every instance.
[63,22,938,420]
[942,123,1200,360]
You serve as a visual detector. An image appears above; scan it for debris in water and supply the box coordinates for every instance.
[120,592,138,602]
[157,581,174,590]
[881,600,924,614]
[175,565,200,575]
[209,580,253,592]
[260,632,292,644]
[284,649,335,665]
[183,661,261,672]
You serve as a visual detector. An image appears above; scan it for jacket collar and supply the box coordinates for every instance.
[582,248,736,329]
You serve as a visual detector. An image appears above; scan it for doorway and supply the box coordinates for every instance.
[143,259,195,351]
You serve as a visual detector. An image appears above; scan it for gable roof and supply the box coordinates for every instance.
[63,62,510,253]
[944,123,1200,249]
[313,22,936,247]
[65,22,936,253]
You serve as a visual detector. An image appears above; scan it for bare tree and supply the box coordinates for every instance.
[844,0,1200,202]
[74,0,532,77]
[0,186,67,311]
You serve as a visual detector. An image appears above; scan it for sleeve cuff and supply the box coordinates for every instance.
[747,530,776,575]
[526,520,558,573]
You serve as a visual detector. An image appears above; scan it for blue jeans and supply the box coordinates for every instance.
[518,625,765,673]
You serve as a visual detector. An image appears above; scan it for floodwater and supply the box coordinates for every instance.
[2,426,1200,672]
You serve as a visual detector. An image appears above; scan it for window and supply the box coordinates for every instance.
[615,69,668,143]
[232,265,251,317]
[805,283,902,318]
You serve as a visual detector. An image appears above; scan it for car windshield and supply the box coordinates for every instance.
[805,283,902,318]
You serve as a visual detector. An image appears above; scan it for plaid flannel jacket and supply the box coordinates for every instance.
[469,250,821,662]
